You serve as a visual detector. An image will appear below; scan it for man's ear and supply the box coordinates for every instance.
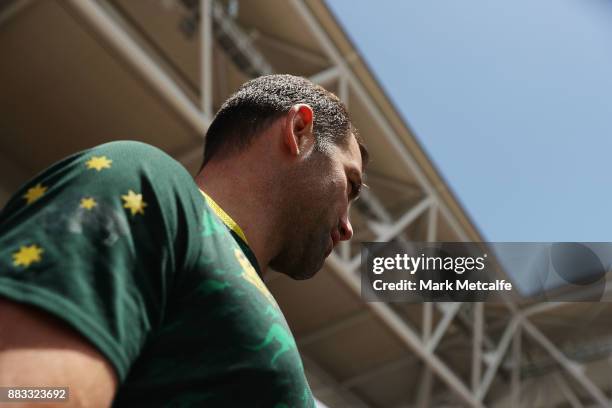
[283,104,314,157]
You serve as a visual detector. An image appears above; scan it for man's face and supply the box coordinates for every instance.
[271,135,364,279]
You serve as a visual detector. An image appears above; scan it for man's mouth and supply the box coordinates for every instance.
[330,229,340,248]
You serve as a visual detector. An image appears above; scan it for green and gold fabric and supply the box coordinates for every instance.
[0,141,315,407]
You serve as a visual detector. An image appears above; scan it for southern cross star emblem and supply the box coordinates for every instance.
[23,183,47,205]
[12,244,44,268]
[85,156,112,172]
[121,190,147,216]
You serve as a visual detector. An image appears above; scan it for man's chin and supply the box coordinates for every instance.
[283,264,321,280]
[271,256,325,281]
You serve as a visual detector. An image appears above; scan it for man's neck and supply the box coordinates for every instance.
[194,160,280,277]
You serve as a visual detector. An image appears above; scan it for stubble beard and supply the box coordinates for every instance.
[271,169,331,279]
[270,151,337,280]
[270,207,329,280]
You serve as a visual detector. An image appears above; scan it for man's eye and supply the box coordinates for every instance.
[350,181,360,200]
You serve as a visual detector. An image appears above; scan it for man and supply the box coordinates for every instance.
[0,74,368,407]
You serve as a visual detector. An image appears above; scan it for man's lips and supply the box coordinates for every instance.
[331,229,341,248]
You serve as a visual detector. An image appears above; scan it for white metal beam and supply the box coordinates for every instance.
[416,366,433,408]
[427,204,438,244]
[252,30,330,67]
[309,66,340,87]
[520,319,610,407]
[472,302,483,392]
[338,73,350,261]
[338,74,349,106]
[554,373,585,408]
[201,0,213,120]
[438,202,470,241]
[426,303,461,353]
[346,196,432,272]
[417,206,437,408]
[417,301,434,408]
[210,1,273,76]
[371,196,432,243]
[476,317,518,401]
[511,324,522,407]
[64,0,210,135]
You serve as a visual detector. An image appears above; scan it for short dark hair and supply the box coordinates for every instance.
[202,74,368,168]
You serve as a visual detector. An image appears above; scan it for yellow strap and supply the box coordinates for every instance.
[199,190,249,245]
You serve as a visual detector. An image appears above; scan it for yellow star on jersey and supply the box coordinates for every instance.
[85,156,112,171]
[23,183,47,205]
[121,190,147,216]
[80,197,97,210]
[12,244,44,268]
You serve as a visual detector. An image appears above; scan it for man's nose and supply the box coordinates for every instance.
[338,216,353,241]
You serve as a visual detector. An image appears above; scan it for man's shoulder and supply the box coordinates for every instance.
[78,140,195,186]
[1,140,200,222]
[88,140,182,168]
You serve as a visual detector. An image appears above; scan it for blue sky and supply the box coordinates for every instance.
[327,0,612,243]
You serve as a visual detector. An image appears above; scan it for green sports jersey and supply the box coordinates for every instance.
[0,141,315,408]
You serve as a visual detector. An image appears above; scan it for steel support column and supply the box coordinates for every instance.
[512,324,522,407]
[200,0,213,121]
[472,302,483,392]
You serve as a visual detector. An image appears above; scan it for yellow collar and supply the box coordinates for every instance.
[199,190,249,245]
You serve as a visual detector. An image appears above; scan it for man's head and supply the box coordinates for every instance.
[202,74,368,279]
[203,74,367,165]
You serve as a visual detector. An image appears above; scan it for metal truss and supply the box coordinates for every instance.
[53,0,612,406]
